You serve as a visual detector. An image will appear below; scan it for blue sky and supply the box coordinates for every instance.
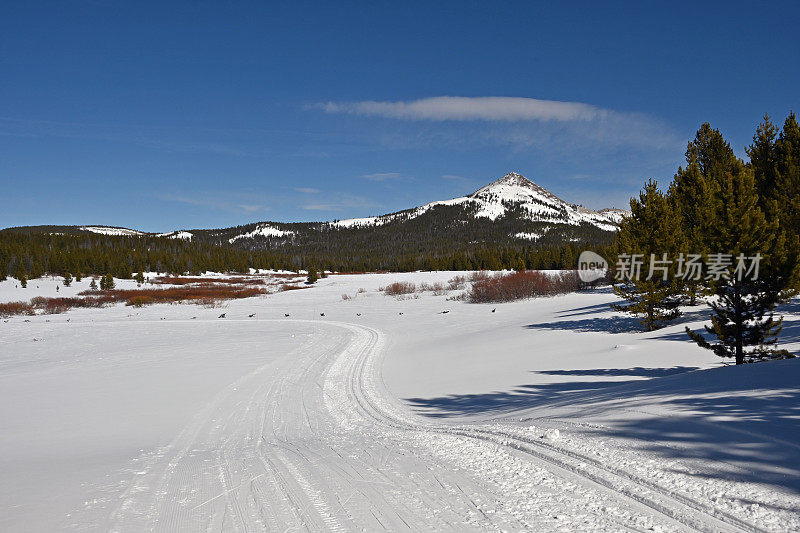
[2,1,798,232]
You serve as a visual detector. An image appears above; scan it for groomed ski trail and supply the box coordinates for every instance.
[108,319,763,531]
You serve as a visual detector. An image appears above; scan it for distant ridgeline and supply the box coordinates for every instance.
[0,173,623,278]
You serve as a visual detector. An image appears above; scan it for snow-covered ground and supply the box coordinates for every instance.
[1,272,799,531]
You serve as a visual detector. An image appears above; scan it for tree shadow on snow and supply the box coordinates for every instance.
[527,304,709,336]
[525,315,642,334]
[778,314,800,347]
[406,361,800,494]
[405,367,700,419]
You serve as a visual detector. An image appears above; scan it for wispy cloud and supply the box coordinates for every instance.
[319,97,605,122]
[361,172,403,181]
[294,187,320,193]
[314,96,682,152]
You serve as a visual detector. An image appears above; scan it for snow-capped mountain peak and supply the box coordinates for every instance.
[469,171,567,207]
[329,171,627,236]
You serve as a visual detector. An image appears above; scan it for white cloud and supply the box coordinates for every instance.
[319,96,607,122]
[361,172,402,181]
[294,187,320,193]
[314,96,682,152]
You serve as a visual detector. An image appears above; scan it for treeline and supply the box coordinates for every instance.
[613,113,800,364]
[0,228,615,281]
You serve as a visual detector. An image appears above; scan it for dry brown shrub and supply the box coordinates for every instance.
[1,280,271,316]
[0,301,34,317]
[447,275,468,290]
[330,270,387,275]
[151,276,264,286]
[467,270,580,303]
[431,283,449,296]
[469,271,491,282]
[281,284,307,291]
[382,281,416,296]
[81,285,268,307]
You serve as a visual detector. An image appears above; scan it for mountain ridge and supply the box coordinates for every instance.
[2,172,628,249]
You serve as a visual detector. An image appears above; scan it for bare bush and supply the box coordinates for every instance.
[469,271,491,282]
[357,287,367,294]
[151,275,265,285]
[467,270,580,303]
[394,293,421,300]
[431,283,449,296]
[0,301,34,317]
[447,292,468,301]
[341,293,352,301]
[447,275,467,291]
[382,281,417,296]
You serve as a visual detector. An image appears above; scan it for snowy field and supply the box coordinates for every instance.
[1,272,799,531]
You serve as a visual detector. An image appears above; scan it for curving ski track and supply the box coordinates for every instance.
[108,319,764,532]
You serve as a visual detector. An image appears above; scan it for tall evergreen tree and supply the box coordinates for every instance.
[612,180,685,331]
[669,156,711,305]
[746,114,779,213]
[686,165,800,363]
[775,112,800,240]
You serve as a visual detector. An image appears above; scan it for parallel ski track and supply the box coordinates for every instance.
[333,320,768,533]
[107,318,770,531]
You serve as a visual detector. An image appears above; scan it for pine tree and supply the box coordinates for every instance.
[685,166,800,363]
[775,112,800,240]
[100,273,115,290]
[89,278,98,290]
[612,180,685,331]
[63,272,72,287]
[19,271,27,288]
[746,114,779,213]
[306,267,319,284]
[669,157,711,305]
[134,270,145,285]
[75,272,82,282]
[687,123,740,179]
